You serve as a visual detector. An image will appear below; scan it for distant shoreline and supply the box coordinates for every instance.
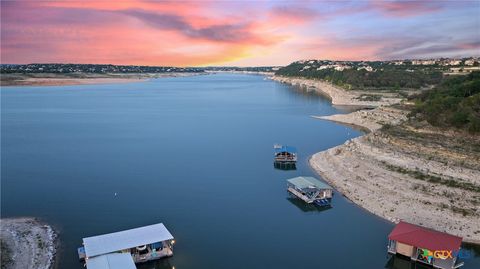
[2,77,147,87]
[0,72,203,87]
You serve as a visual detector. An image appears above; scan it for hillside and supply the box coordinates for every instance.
[275,59,479,92]
[410,71,480,133]
[275,60,444,91]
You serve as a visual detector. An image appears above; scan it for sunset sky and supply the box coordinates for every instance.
[1,0,479,66]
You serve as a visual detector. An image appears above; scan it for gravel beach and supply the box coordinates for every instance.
[0,218,57,269]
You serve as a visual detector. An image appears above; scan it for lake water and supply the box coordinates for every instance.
[2,74,478,269]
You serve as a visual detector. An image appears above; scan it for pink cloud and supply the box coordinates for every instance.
[1,0,478,66]
[371,0,443,17]
[0,0,286,65]
[457,41,480,50]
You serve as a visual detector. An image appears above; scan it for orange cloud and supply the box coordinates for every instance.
[1,0,287,66]
[1,0,478,66]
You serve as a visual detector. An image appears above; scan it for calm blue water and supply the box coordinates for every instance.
[1,74,478,269]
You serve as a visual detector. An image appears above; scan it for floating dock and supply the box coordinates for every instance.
[287,176,333,206]
[78,223,174,269]
[387,221,464,269]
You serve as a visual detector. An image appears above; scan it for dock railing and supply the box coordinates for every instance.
[387,240,396,254]
[132,246,173,263]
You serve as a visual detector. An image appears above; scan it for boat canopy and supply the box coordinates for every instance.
[274,146,297,154]
[287,176,332,190]
[83,223,174,258]
[86,253,136,269]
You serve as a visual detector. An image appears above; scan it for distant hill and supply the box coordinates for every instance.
[275,59,479,91]
[275,59,480,133]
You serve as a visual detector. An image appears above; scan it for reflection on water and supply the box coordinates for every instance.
[462,242,480,258]
[286,197,332,213]
[288,84,361,114]
[273,162,296,170]
[291,85,323,98]
[137,258,173,269]
[456,243,480,266]
[384,255,431,269]
[384,243,480,269]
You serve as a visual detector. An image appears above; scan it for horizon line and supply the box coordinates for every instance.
[2,55,480,69]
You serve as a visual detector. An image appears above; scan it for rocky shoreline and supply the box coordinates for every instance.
[270,75,402,107]
[0,218,58,269]
[272,75,480,244]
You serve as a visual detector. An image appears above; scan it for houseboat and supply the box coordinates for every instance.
[78,223,174,269]
[286,176,333,206]
[387,221,464,269]
[274,144,297,163]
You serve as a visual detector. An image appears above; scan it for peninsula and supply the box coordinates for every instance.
[272,58,480,244]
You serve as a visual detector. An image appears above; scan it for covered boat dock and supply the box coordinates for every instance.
[79,223,175,269]
[387,221,464,269]
[287,176,333,205]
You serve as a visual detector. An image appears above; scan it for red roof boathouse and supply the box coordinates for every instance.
[387,221,463,269]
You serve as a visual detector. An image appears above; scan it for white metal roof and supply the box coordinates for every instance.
[86,253,136,269]
[287,176,332,190]
[83,223,174,257]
